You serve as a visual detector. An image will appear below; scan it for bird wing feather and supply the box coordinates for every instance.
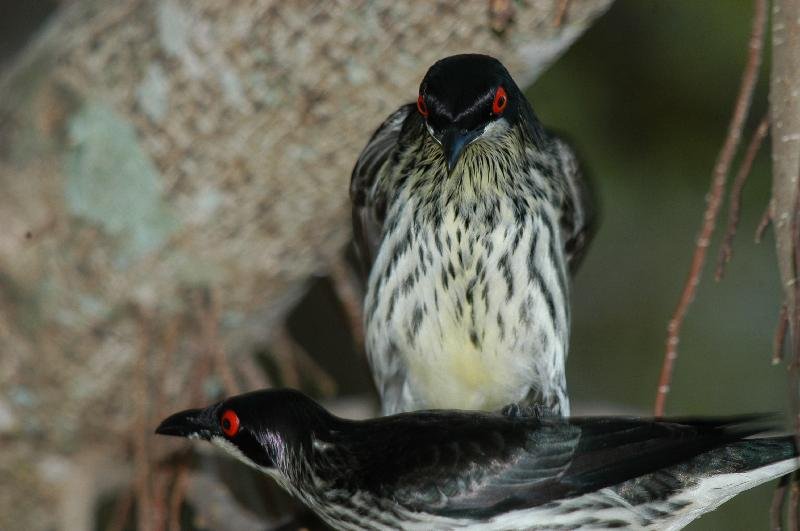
[350,104,415,277]
[551,136,597,275]
[366,414,768,519]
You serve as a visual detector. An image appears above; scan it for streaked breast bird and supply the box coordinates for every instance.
[350,54,596,415]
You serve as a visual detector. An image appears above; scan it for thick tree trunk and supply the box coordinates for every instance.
[770,1,800,464]
[0,1,611,528]
[771,0,800,341]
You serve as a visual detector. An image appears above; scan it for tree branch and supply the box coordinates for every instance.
[715,114,770,281]
[654,0,767,416]
[770,0,800,343]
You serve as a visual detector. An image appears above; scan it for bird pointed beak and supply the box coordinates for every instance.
[441,128,480,173]
[155,407,214,439]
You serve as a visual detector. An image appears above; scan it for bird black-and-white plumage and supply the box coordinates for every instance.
[156,389,797,531]
[351,54,596,416]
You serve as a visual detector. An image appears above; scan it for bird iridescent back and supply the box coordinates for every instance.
[157,388,797,531]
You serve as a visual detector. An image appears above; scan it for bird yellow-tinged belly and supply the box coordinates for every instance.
[407,325,521,411]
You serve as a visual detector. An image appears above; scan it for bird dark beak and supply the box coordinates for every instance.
[155,407,215,439]
[441,128,481,173]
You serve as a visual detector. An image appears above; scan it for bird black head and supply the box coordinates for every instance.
[417,54,533,172]
[155,388,331,473]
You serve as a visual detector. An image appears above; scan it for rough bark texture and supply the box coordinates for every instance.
[770,0,800,337]
[0,0,611,529]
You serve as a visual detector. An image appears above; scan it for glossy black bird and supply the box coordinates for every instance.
[156,389,796,530]
[351,54,596,416]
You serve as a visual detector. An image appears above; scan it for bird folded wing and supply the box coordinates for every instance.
[350,104,415,275]
[391,416,770,519]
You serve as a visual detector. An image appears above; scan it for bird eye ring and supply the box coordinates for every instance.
[220,409,240,437]
[492,86,508,115]
[417,94,429,118]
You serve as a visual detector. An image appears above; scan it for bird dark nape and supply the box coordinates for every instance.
[350,53,597,416]
[156,388,798,531]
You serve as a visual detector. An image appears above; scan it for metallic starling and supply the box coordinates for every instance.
[157,388,797,531]
[351,54,595,416]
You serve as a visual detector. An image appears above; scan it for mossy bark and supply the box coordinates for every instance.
[0,1,612,528]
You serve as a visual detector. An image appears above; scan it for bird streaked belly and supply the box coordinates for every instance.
[351,54,596,418]
[365,194,569,415]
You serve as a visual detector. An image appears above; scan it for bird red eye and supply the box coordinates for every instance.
[220,409,240,437]
[417,94,429,118]
[492,86,508,115]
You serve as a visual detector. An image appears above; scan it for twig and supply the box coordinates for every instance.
[239,351,273,391]
[757,205,773,243]
[790,472,800,531]
[152,471,169,531]
[791,193,800,457]
[554,0,570,27]
[773,475,790,531]
[654,0,767,416]
[293,340,338,397]
[168,464,189,531]
[134,311,154,531]
[155,316,181,424]
[271,325,339,395]
[716,114,770,280]
[107,489,134,531]
[270,327,302,388]
[189,326,214,403]
[488,0,515,33]
[198,288,240,396]
[776,304,789,365]
[328,256,365,354]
